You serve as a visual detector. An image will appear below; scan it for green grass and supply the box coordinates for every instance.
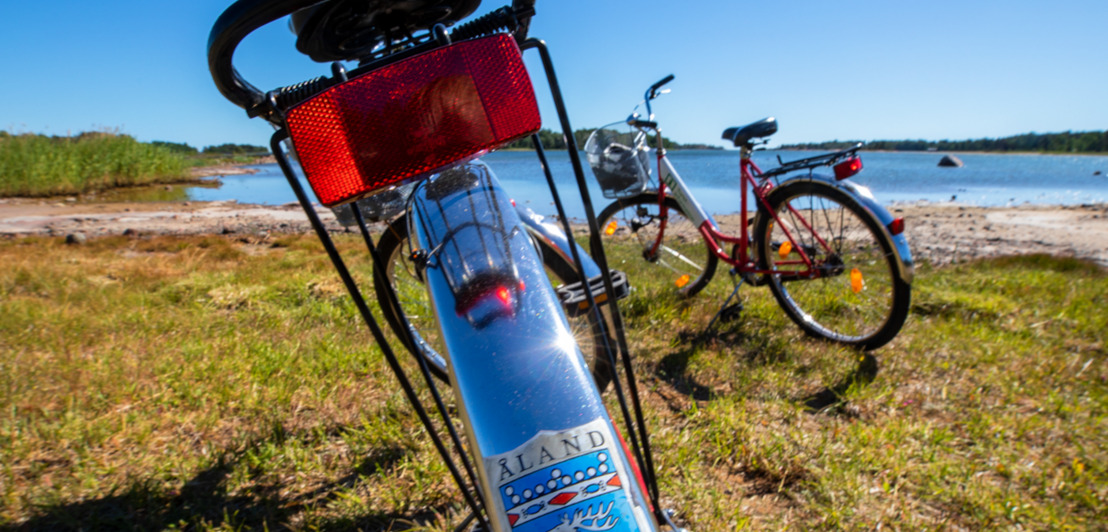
[0,132,189,197]
[615,253,1107,529]
[1,232,1105,530]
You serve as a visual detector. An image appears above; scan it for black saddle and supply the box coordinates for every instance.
[722,117,777,147]
[291,0,481,62]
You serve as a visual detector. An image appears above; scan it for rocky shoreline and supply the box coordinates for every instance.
[1,198,1106,267]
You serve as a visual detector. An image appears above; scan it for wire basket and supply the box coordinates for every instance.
[584,125,652,199]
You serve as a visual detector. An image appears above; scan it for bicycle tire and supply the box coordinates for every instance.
[597,194,718,297]
[753,181,910,350]
[373,214,614,391]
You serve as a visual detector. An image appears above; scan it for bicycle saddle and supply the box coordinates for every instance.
[291,0,481,62]
[722,117,778,147]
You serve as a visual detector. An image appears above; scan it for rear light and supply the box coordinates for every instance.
[833,156,863,180]
[454,271,524,327]
[286,34,541,207]
[888,217,905,236]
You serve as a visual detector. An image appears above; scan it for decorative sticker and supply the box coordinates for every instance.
[484,418,652,531]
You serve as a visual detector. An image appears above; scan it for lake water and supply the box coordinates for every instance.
[185,150,1108,220]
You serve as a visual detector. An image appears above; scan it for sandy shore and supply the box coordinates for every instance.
[886,202,1108,267]
[1,198,1106,267]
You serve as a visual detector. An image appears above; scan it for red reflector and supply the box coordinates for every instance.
[833,156,863,180]
[286,34,541,207]
[495,286,512,306]
[888,217,905,235]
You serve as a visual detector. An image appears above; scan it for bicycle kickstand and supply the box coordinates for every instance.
[706,269,747,331]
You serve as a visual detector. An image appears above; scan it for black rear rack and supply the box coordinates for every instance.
[759,142,864,178]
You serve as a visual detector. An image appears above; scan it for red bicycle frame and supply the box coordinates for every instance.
[648,140,826,278]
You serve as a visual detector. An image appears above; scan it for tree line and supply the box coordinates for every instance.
[150,140,270,156]
[779,130,1108,154]
[500,128,721,151]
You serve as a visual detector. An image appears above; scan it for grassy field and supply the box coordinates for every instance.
[1,232,1105,530]
[0,132,189,197]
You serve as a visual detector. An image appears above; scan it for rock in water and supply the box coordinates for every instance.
[938,155,964,167]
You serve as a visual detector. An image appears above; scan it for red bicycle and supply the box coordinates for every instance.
[588,75,913,349]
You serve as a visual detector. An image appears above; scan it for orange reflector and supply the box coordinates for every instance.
[778,241,793,258]
[285,34,541,207]
[675,274,691,288]
[850,268,864,293]
[578,292,608,310]
[604,220,618,236]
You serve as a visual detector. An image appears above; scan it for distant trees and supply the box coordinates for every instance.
[500,128,722,151]
[201,143,269,156]
[151,140,198,155]
[501,129,578,150]
[148,141,271,157]
[780,130,1108,154]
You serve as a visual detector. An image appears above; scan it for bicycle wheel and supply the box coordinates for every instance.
[373,214,614,390]
[597,193,718,297]
[753,181,910,350]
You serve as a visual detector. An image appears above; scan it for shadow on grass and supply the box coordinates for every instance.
[5,434,454,532]
[652,309,880,415]
[653,319,764,402]
[800,352,879,414]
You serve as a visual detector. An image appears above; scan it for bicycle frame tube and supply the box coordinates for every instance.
[657,155,713,228]
[652,150,775,269]
[408,162,658,532]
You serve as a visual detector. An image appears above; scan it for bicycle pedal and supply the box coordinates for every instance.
[556,270,630,317]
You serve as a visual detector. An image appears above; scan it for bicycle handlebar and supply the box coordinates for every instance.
[649,74,674,93]
[646,74,674,101]
[629,74,674,131]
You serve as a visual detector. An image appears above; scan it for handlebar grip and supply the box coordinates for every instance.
[649,74,675,92]
[629,119,658,130]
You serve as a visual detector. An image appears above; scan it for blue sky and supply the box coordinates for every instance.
[1,1,1105,149]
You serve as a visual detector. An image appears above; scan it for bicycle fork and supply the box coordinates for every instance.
[407,162,658,532]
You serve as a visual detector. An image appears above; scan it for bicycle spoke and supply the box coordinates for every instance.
[659,244,706,271]
[598,195,718,297]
